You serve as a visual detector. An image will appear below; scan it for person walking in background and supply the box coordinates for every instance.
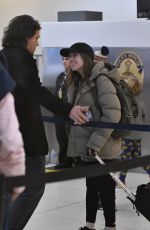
[94,45,110,210]
[119,76,150,185]
[94,46,110,63]
[1,15,89,230]
[55,55,72,168]
[0,57,25,230]
[60,42,121,230]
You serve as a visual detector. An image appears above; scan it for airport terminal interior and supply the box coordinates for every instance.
[24,170,150,230]
[1,1,150,230]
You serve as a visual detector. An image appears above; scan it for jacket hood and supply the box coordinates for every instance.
[90,61,120,83]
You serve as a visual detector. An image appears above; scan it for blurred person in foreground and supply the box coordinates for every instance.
[0,55,25,230]
[1,15,89,230]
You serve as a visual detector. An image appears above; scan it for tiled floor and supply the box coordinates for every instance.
[24,172,150,230]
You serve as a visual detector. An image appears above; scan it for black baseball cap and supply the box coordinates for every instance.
[60,42,94,61]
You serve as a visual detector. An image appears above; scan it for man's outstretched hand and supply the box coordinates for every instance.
[69,105,89,125]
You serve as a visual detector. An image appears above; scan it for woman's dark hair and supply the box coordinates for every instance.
[66,53,93,86]
[81,53,93,80]
[2,15,41,48]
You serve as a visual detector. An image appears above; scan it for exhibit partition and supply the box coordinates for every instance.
[40,20,150,165]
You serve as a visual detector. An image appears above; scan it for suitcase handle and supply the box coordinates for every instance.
[94,152,135,202]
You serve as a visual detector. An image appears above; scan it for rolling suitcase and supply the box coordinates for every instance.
[94,152,150,222]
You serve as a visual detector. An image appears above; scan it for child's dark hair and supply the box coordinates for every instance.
[124,76,142,95]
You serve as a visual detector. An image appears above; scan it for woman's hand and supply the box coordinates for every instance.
[87,148,96,157]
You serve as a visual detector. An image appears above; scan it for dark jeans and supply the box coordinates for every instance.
[86,173,116,227]
[9,155,45,230]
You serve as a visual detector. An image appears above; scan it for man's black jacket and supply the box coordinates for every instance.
[2,47,73,156]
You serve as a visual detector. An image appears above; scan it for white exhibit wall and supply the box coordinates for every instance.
[0,0,137,48]
[41,20,150,48]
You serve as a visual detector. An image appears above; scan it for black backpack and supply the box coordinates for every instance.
[133,182,150,221]
[93,73,138,139]
[110,78,138,138]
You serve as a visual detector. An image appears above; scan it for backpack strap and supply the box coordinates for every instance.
[90,72,116,117]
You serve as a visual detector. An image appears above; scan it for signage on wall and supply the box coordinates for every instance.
[137,0,150,18]
[114,51,144,85]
